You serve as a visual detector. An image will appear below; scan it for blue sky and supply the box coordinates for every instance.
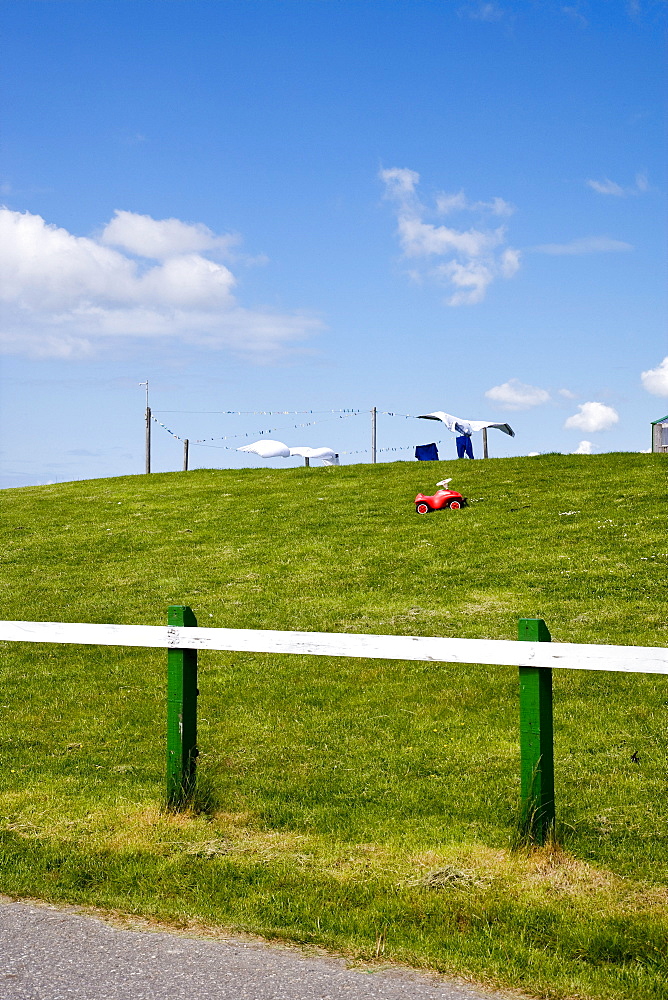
[1,0,666,487]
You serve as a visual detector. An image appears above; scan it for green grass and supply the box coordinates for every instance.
[2,454,668,999]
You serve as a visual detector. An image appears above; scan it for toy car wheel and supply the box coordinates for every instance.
[416,502,431,514]
[448,500,461,510]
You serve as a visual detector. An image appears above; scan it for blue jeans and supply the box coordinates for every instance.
[456,435,474,459]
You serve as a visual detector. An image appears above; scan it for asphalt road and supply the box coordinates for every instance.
[0,898,512,1000]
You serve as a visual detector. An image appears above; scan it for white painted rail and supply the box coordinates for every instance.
[1,620,667,675]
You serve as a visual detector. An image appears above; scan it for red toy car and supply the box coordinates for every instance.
[414,479,468,513]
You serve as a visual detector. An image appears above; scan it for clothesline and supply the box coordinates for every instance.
[150,407,513,464]
[151,411,363,445]
[153,409,361,416]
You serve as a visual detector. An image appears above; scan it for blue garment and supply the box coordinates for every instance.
[415,442,439,461]
[456,435,474,459]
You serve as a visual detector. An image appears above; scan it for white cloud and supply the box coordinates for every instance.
[641,357,668,396]
[500,247,521,277]
[562,6,588,27]
[573,440,593,455]
[586,177,625,196]
[435,191,468,214]
[459,2,505,21]
[486,196,515,217]
[398,216,503,259]
[488,198,515,215]
[380,167,520,306]
[436,191,514,217]
[0,208,321,359]
[440,260,494,305]
[586,173,649,197]
[379,167,420,198]
[564,402,619,433]
[534,236,633,254]
[100,210,239,259]
[485,378,550,410]
[558,388,577,399]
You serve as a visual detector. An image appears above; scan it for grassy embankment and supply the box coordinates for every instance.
[1,454,667,999]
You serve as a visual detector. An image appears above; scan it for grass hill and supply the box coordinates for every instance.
[1,454,667,999]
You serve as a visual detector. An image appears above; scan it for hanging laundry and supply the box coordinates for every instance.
[456,435,474,459]
[415,443,439,461]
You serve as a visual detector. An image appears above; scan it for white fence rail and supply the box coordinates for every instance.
[3,615,667,832]
[1,620,668,675]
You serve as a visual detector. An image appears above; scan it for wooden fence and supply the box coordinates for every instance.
[2,609,667,842]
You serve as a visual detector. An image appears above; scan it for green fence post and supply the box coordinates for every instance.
[518,618,555,843]
[167,605,198,808]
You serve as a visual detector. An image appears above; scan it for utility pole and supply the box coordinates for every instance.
[140,381,151,474]
[183,438,189,472]
[371,407,377,464]
[482,427,489,459]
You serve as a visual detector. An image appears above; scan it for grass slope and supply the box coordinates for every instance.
[1,454,667,999]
